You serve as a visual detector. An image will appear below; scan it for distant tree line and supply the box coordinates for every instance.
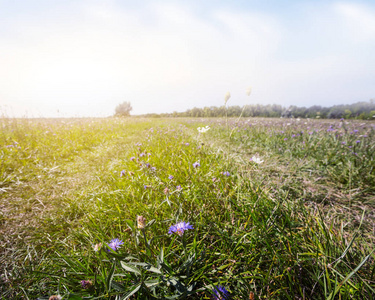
[139,100,375,119]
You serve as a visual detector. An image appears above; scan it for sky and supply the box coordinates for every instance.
[0,0,375,117]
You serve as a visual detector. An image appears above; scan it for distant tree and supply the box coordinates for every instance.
[115,101,132,117]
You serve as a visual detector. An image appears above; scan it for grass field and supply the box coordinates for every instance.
[1,117,374,299]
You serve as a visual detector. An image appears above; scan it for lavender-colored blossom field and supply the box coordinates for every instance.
[0,117,374,299]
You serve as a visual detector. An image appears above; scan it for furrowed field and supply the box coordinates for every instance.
[1,117,374,299]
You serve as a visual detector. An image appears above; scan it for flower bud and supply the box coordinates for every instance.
[137,215,146,229]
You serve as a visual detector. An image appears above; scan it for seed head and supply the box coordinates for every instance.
[224,92,231,104]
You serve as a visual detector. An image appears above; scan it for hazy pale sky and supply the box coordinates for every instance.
[1,0,375,117]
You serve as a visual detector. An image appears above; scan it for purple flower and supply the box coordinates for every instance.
[341,142,346,145]
[185,143,190,146]
[284,138,288,141]
[151,167,156,171]
[292,134,296,138]
[168,175,174,180]
[140,152,146,157]
[168,221,193,236]
[146,163,151,168]
[107,238,124,251]
[222,171,230,177]
[130,156,135,161]
[120,170,126,177]
[176,185,182,191]
[356,140,360,143]
[354,130,359,133]
[193,162,200,168]
[81,280,93,289]
[213,286,231,300]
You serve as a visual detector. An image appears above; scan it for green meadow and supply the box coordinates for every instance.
[1,117,374,299]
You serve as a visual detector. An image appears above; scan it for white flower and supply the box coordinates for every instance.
[224,92,231,104]
[251,156,264,164]
[246,87,252,96]
[197,125,210,133]
[93,243,102,252]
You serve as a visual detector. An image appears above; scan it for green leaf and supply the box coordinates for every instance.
[120,283,141,300]
[120,261,142,275]
[144,279,159,288]
[106,259,116,292]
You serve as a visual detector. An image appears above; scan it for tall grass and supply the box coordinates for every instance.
[0,117,374,299]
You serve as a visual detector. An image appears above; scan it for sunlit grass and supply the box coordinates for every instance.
[0,117,374,299]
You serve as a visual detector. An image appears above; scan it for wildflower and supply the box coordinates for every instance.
[292,134,296,138]
[222,171,230,177]
[146,163,151,168]
[176,185,182,191]
[49,296,62,300]
[168,221,193,236]
[130,156,135,161]
[284,138,288,141]
[168,175,174,180]
[93,243,102,252]
[251,156,264,164]
[341,142,346,145]
[120,170,126,177]
[224,92,231,104]
[137,216,146,229]
[140,152,145,157]
[163,187,169,194]
[356,140,360,143]
[193,162,200,168]
[144,185,150,189]
[213,286,231,300]
[81,279,93,289]
[197,125,211,133]
[107,238,124,251]
[185,143,190,146]
[151,167,156,171]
